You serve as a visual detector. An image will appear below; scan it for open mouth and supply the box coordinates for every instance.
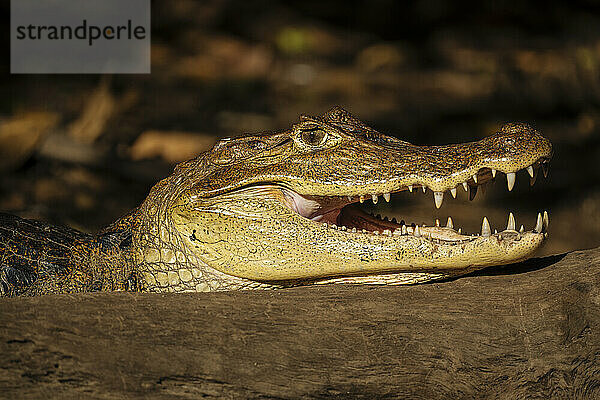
[279,157,551,244]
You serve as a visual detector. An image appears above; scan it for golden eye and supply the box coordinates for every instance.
[300,128,327,146]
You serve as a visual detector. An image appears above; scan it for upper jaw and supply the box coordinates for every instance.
[282,153,551,210]
[279,151,550,215]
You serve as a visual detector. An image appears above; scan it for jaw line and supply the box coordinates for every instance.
[236,183,549,248]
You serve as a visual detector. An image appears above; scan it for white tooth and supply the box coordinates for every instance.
[359,195,365,203]
[393,229,401,236]
[519,225,525,233]
[340,226,347,231]
[362,229,367,233]
[491,169,497,178]
[450,188,457,198]
[446,217,453,229]
[494,229,498,234]
[408,185,413,192]
[373,231,380,235]
[414,225,421,237]
[527,166,534,178]
[481,216,491,237]
[383,193,391,202]
[506,172,516,191]
[348,196,353,202]
[422,186,427,193]
[332,224,338,229]
[372,194,378,204]
[351,227,357,233]
[472,174,478,183]
[534,213,543,233]
[543,211,549,231]
[435,219,440,227]
[401,225,407,235]
[458,228,462,234]
[462,182,468,191]
[434,191,444,209]
[383,229,392,236]
[507,212,516,230]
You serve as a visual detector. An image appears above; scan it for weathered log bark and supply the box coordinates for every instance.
[1,247,600,399]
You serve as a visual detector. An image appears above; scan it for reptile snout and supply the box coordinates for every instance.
[489,123,553,159]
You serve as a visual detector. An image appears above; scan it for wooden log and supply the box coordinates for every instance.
[1,247,599,399]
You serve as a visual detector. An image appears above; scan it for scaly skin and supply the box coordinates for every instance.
[0,107,552,296]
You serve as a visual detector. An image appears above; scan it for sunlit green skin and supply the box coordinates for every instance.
[0,107,552,295]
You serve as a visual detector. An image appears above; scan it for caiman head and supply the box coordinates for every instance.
[134,107,552,292]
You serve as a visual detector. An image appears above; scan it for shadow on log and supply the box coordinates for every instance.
[1,247,600,399]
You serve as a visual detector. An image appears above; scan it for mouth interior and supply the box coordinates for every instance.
[276,158,551,244]
[281,187,476,243]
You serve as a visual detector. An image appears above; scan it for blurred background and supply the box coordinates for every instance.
[1,0,599,256]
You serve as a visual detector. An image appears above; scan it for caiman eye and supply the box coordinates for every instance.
[300,128,327,146]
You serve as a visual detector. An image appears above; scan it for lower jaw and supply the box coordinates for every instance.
[300,202,546,271]
[266,221,547,281]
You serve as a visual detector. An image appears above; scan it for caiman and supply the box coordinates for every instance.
[0,107,552,296]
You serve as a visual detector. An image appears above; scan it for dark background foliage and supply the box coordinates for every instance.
[1,0,599,256]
